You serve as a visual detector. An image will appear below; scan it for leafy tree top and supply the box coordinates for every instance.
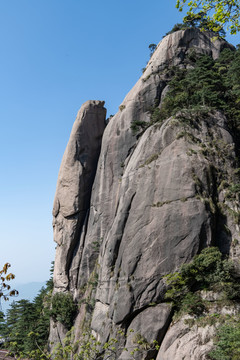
[176,0,240,35]
[165,13,226,37]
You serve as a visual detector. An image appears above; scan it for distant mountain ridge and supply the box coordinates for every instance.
[1,282,45,313]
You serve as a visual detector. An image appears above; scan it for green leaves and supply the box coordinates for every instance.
[158,48,240,129]
[164,247,240,314]
[176,0,240,35]
[3,272,53,358]
[50,328,159,360]
[51,292,77,329]
[209,318,240,359]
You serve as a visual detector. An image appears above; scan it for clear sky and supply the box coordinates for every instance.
[0,0,240,287]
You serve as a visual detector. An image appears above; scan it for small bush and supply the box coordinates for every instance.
[180,292,206,316]
[51,292,77,329]
[130,120,148,134]
[165,23,188,36]
[209,318,240,360]
[165,247,240,313]
[149,43,157,57]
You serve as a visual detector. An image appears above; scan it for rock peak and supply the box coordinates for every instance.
[52,99,106,301]
[49,30,239,359]
[80,99,105,110]
[145,28,234,73]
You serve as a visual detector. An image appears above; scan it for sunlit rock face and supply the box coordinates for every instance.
[49,29,238,359]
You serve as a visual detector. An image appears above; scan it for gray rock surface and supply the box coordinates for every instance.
[50,28,239,358]
[157,303,240,360]
[156,316,216,360]
[52,100,106,292]
[119,304,172,360]
[49,100,106,345]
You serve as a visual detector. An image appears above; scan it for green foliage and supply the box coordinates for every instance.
[225,183,240,200]
[11,327,160,360]
[130,120,148,134]
[180,292,206,316]
[5,284,53,357]
[165,23,188,36]
[150,107,163,123]
[186,12,226,37]
[150,47,240,156]
[0,311,6,339]
[176,0,240,35]
[3,264,53,358]
[165,247,240,314]
[160,54,226,121]
[166,14,226,37]
[51,292,77,329]
[139,153,159,167]
[149,43,157,57]
[50,328,160,360]
[6,299,37,354]
[209,317,240,360]
[136,47,240,148]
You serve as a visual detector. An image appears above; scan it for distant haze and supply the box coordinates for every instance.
[1,282,45,314]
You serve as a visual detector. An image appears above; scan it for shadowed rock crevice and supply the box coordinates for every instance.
[69,209,90,291]
[110,192,136,270]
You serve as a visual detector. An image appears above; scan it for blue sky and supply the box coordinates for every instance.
[0,0,240,289]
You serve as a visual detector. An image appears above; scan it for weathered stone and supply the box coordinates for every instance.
[157,302,240,360]
[50,28,239,357]
[52,100,106,292]
[49,100,106,346]
[119,304,172,360]
[48,319,68,350]
[156,316,216,360]
[91,302,111,344]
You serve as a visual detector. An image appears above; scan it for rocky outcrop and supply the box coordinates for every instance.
[157,302,240,360]
[52,100,106,292]
[49,100,106,343]
[50,28,239,358]
[157,316,216,360]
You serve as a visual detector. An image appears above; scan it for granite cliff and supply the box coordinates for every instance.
[49,28,240,359]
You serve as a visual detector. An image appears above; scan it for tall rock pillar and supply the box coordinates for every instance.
[52,100,106,293]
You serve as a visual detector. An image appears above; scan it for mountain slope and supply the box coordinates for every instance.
[49,28,240,359]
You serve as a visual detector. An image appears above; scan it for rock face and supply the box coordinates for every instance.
[157,302,240,360]
[52,100,106,291]
[50,29,239,358]
[49,100,106,343]
[156,316,216,360]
